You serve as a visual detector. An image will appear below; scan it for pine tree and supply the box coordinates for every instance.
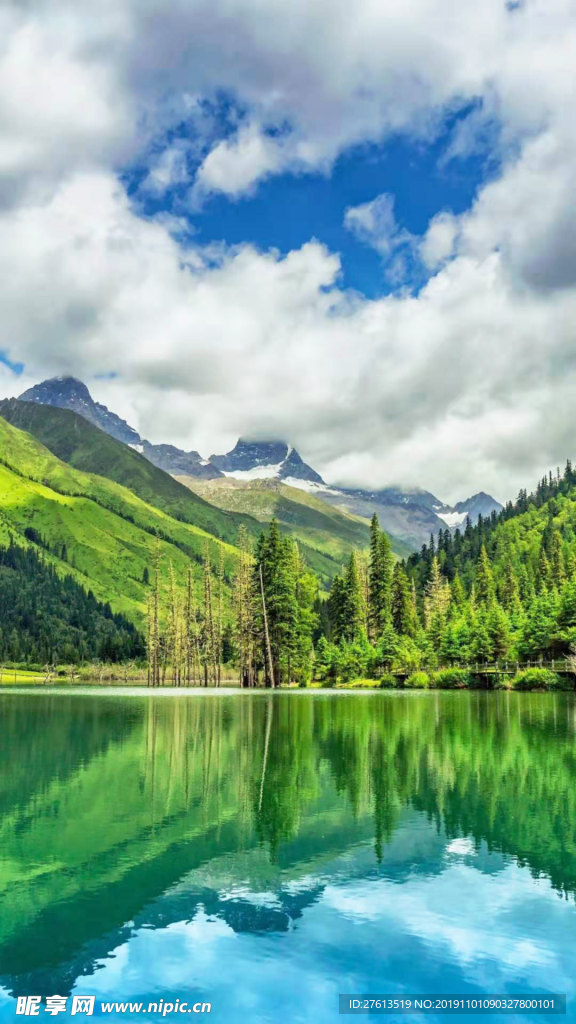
[475,545,496,605]
[537,544,551,593]
[391,563,416,636]
[550,532,566,588]
[328,574,347,644]
[344,551,366,641]
[424,557,450,625]
[487,603,511,660]
[254,519,299,686]
[500,562,521,614]
[451,574,466,608]
[368,515,393,639]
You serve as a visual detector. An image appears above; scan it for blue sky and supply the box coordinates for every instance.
[127,106,493,299]
[0,0,574,500]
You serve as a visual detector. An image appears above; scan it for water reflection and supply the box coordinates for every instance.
[0,691,575,1022]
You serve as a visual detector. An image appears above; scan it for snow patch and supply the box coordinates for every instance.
[437,510,467,528]
[222,463,284,481]
[129,443,144,454]
[282,477,339,496]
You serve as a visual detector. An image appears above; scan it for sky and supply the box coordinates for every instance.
[0,0,575,503]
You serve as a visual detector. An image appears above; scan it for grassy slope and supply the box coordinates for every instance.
[181,476,374,581]
[0,416,239,623]
[0,400,257,545]
[0,400,370,584]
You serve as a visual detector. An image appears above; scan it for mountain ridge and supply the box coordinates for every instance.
[15,377,503,550]
[0,399,368,584]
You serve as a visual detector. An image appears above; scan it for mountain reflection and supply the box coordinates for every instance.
[0,690,575,1000]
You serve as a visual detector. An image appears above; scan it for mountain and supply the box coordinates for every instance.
[19,376,141,446]
[206,438,502,546]
[139,442,222,479]
[0,412,241,624]
[317,487,449,550]
[181,476,403,583]
[210,438,323,484]
[0,400,364,584]
[0,399,253,546]
[453,492,503,523]
[14,378,503,551]
[18,377,223,480]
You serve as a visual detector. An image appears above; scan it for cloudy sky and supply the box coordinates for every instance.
[1,0,575,502]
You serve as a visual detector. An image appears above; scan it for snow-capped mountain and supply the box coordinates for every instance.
[207,439,502,547]
[210,439,323,484]
[14,378,503,549]
[453,492,503,523]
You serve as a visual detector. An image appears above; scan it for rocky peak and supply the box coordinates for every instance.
[210,438,323,484]
[19,376,141,446]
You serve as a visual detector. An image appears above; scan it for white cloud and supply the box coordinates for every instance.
[420,212,459,270]
[194,123,287,198]
[141,142,192,196]
[0,0,575,502]
[345,194,409,256]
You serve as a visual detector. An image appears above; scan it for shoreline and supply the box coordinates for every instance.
[1,683,574,695]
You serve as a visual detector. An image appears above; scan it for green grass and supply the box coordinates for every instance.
[0,669,45,684]
[0,400,402,586]
[181,476,375,584]
[0,400,259,545]
[0,415,239,623]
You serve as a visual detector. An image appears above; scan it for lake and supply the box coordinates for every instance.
[0,689,575,1023]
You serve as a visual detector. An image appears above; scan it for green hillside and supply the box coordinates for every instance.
[0,399,256,545]
[0,415,239,623]
[317,461,576,683]
[181,476,378,581]
[0,399,358,585]
[0,403,377,589]
[402,463,576,667]
[0,542,143,663]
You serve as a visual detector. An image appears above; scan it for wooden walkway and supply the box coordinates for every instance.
[395,660,573,678]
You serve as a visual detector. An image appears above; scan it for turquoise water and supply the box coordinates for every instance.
[0,689,575,1022]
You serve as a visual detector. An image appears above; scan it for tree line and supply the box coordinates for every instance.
[317,459,576,682]
[8,456,576,684]
[0,540,143,664]
[145,522,318,686]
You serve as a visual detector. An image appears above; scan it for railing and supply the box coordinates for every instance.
[393,659,573,676]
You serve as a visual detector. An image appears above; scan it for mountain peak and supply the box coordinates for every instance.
[453,492,503,518]
[210,438,323,484]
[19,376,141,446]
[21,375,91,400]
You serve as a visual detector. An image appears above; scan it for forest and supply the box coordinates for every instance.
[6,459,576,688]
[0,541,144,664]
[139,460,576,688]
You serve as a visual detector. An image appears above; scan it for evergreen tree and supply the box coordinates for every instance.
[550,532,566,587]
[368,515,393,639]
[343,551,367,641]
[424,557,450,625]
[475,545,496,605]
[391,563,416,636]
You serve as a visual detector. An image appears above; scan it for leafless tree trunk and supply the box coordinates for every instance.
[259,562,275,689]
